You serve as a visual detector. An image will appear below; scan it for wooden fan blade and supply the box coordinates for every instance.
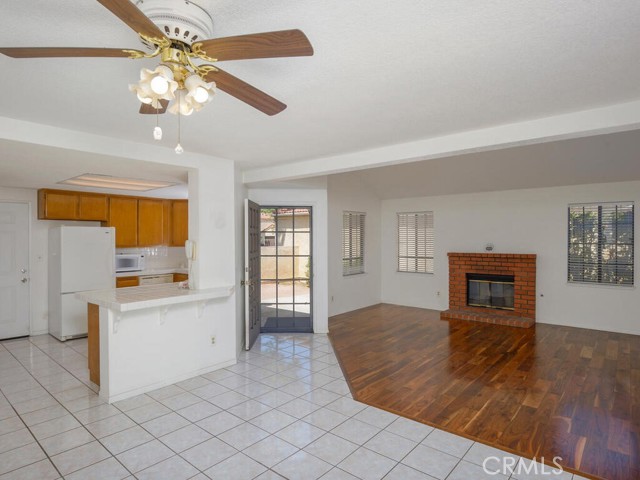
[206,68,286,116]
[197,29,313,62]
[0,47,143,58]
[96,0,166,40]
[139,100,169,114]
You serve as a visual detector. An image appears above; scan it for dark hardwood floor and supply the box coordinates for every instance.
[328,304,640,480]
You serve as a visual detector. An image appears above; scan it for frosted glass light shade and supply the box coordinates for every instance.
[168,90,194,116]
[184,74,215,110]
[130,64,178,106]
[193,86,209,103]
[150,76,169,95]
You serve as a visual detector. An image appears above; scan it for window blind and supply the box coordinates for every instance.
[343,212,365,275]
[568,202,634,285]
[398,211,434,273]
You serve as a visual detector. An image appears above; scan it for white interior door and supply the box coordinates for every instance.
[0,203,30,339]
[244,199,261,350]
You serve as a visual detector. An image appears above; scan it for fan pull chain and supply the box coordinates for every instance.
[153,105,162,140]
[175,94,184,154]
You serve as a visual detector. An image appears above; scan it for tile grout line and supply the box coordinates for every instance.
[1,334,373,480]
[0,337,135,479]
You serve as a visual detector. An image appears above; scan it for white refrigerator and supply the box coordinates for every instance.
[49,226,115,341]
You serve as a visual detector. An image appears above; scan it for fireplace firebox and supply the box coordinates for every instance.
[467,273,515,310]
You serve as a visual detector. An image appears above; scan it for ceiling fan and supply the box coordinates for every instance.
[0,0,314,116]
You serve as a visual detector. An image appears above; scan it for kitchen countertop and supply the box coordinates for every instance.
[76,283,234,312]
[115,268,189,278]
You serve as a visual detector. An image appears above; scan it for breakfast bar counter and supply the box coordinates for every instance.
[77,283,235,403]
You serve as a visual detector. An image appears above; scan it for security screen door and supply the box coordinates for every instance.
[244,199,261,350]
[260,207,313,333]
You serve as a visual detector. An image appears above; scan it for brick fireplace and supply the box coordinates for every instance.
[441,252,537,327]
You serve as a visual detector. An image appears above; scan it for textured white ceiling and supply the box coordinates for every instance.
[335,130,640,199]
[0,0,639,168]
[0,139,189,198]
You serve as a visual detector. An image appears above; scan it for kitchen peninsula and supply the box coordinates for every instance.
[77,283,235,403]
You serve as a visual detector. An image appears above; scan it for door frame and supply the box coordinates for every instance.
[0,201,31,338]
[245,194,328,334]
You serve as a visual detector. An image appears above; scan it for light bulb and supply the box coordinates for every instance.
[175,143,184,154]
[150,76,169,95]
[193,86,209,103]
[153,126,162,140]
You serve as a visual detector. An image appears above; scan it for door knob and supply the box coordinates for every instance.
[21,277,28,283]
[20,268,26,273]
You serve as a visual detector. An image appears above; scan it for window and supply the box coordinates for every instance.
[398,212,434,273]
[568,202,634,285]
[343,212,365,275]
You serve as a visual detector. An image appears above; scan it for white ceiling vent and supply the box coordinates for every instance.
[135,0,214,47]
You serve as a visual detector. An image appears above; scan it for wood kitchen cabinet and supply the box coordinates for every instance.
[116,276,139,288]
[38,189,108,221]
[78,194,109,221]
[171,200,188,247]
[107,197,138,247]
[88,303,100,385]
[39,189,188,248]
[173,273,189,283]
[138,198,164,246]
[162,200,171,246]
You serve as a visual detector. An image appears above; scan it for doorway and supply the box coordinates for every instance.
[260,207,312,333]
[0,203,30,339]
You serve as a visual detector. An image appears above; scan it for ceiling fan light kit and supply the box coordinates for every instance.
[0,0,314,152]
[129,64,179,107]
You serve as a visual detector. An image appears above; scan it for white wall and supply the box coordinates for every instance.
[327,174,382,316]
[188,161,238,365]
[381,180,640,335]
[248,187,329,334]
[0,187,100,336]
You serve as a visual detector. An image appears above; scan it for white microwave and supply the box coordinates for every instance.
[115,254,145,273]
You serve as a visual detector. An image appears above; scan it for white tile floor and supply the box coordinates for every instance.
[0,333,589,480]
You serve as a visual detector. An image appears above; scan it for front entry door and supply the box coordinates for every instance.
[0,203,30,339]
[244,199,261,350]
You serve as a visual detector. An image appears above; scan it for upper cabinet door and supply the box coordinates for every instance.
[78,194,109,221]
[171,200,189,247]
[38,190,78,219]
[138,198,165,246]
[108,197,138,248]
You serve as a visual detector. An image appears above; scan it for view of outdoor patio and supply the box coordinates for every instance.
[260,208,312,332]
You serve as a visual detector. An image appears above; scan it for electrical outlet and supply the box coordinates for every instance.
[210,336,216,345]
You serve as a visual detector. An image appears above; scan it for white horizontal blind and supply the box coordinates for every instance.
[568,202,634,285]
[398,212,434,273]
[343,212,365,275]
